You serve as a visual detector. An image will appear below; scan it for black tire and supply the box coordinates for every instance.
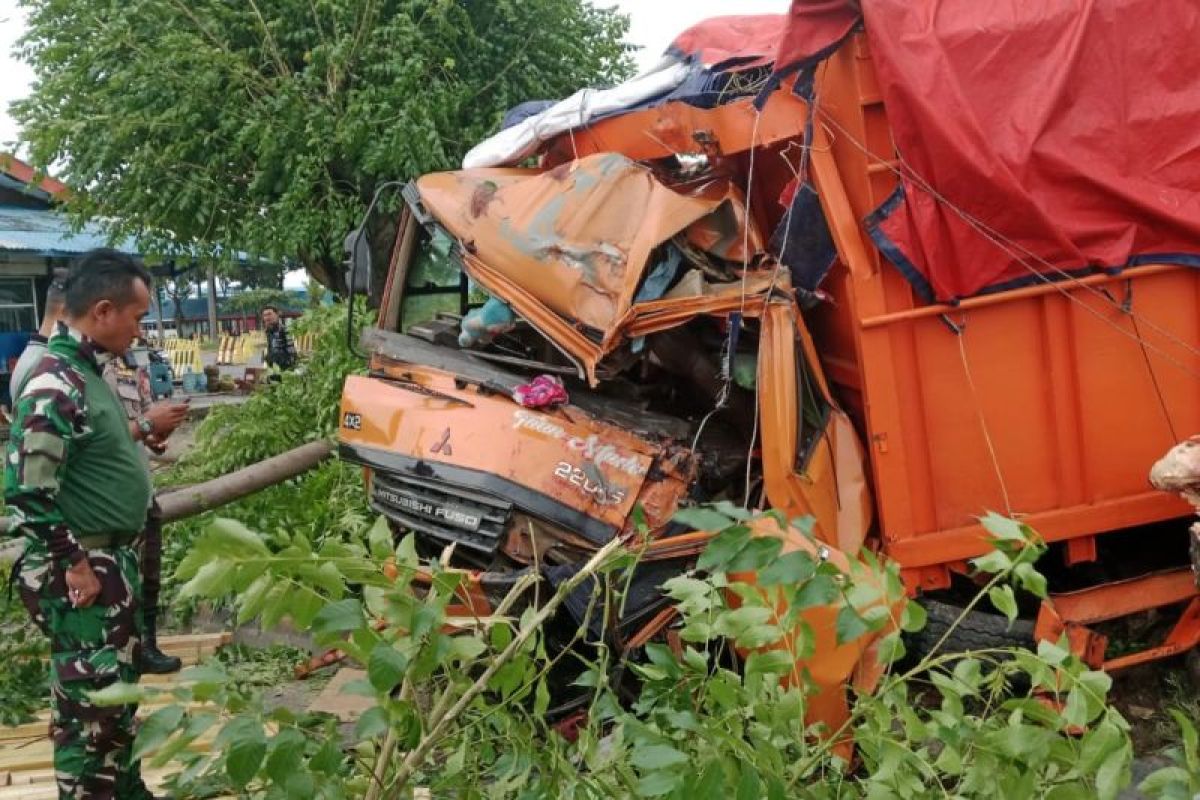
[906,599,1035,661]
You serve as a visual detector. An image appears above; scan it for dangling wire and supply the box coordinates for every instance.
[816,111,1200,384]
[952,319,1014,515]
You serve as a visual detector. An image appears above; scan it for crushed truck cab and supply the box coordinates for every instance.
[340,0,1200,697]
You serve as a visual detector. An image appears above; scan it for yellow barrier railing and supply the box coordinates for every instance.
[161,338,202,374]
[183,329,315,368]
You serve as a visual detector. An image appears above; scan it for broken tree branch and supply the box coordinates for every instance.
[157,439,335,522]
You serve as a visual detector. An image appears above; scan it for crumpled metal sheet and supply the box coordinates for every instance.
[417,153,762,336]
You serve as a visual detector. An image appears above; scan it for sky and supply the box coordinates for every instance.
[0,0,786,286]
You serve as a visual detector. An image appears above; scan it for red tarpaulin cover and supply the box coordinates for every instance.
[774,0,1200,301]
[771,0,860,76]
[668,14,787,68]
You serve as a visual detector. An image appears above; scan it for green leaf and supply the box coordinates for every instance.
[534,676,550,718]
[1037,638,1071,666]
[876,632,906,665]
[709,500,753,521]
[1014,562,1048,598]
[259,580,293,630]
[311,599,364,638]
[637,769,680,797]
[756,550,817,586]
[368,516,394,561]
[395,533,419,569]
[744,650,794,690]
[309,736,345,776]
[794,575,839,609]
[632,743,689,770]
[355,706,389,741]
[696,525,752,572]
[237,574,276,625]
[148,711,218,769]
[674,506,738,532]
[979,512,1029,543]
[1095,741,1130,800]
[988,585,1019,621]
[1137,766,1192,797]
[178,559,237,599]
[180,665,229,687]
[735,765,762,800]
[265,728,307,785]
[900,600,927,633]
[132,704,186,761]
[367,643,407,693]
[971,550,1012,574]
[1169,708,1199,771]
[222,718,267,788]
[1079,720,1123,775]
[87,682,143,706]
[206,517,271,555]
[726,537,784,573]
[288,589,325,630]
[836,605,872,645]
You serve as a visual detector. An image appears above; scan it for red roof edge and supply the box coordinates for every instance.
[0,153,70,199]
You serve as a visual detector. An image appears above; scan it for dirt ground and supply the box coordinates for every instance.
[1112,657,1200,754]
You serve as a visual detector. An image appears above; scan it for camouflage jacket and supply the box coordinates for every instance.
[4,324,150,567]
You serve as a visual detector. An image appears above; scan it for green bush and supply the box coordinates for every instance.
[106,510,1176,799]
[159,301,374,614]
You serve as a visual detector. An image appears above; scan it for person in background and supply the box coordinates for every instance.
[261,304,296,371]
[9,269,68,395]
[6,249,163,800]
[103,343,188,674]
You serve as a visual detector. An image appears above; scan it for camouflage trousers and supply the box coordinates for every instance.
[18,541,153,800]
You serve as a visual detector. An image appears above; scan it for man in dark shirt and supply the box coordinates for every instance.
[6,249,164,800]
[261,304,296,371]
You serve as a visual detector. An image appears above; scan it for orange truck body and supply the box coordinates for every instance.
[811,37,1198,585]
[340,30,1200,674]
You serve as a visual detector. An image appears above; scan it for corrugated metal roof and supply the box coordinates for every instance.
[0,205,138,256]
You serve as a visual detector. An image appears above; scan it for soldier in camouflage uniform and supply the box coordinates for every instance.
[6,249,160,800]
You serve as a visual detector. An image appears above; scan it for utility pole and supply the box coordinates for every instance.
[206,263,219,341]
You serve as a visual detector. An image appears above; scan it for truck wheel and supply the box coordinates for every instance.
[906,599,1036,660]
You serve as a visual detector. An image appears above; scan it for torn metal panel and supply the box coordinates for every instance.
[417,154,777,383]
[541,90,809,167]
[417,154,757,335]
[758,300,873,553]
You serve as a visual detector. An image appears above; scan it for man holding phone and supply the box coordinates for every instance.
[104,341,189,673]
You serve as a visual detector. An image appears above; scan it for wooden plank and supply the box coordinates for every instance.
[158,632,232,649]
[0,728,218,773]
[0,632,239,795]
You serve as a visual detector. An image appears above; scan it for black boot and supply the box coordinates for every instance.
[138,611,182,674]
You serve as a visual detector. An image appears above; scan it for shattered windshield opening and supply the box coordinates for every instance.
[796,344,831,471]
[398,227,474,334]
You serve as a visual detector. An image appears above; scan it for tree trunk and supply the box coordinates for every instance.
[304,253,348,299]
[155,283,166,345]
[205,264,220,341]
[157,440,335,523]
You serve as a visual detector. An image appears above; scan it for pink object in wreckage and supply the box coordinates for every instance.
[513,375,569,409]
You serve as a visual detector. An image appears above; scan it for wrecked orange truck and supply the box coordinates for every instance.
[339,0,1200,700]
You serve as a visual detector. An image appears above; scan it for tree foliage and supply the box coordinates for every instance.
[111,511,1168,799]
[13,0,633,292]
